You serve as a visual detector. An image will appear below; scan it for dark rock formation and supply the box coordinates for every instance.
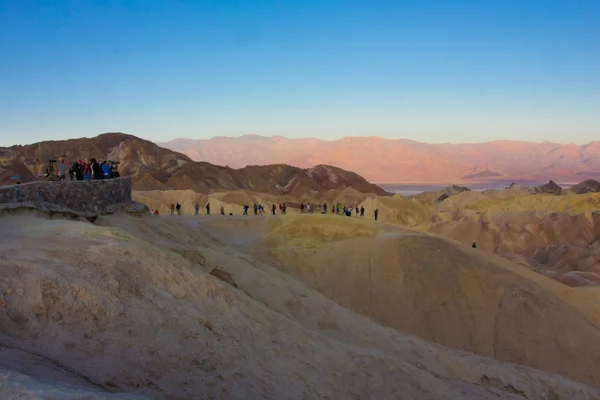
[568,179,600,194]
[535,180,562,195]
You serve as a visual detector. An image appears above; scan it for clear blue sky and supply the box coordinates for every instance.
[1,0,598,146]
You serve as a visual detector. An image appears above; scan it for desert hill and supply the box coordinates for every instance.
[2,209,600,399]
[239,214,600,389]
[160,135,600,183]
[132,178,600,289]
[346,183,600,287]
[0,133,387,196]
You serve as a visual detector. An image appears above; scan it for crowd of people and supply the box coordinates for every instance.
[47,158,120,181]
[302,202,379,220]
[152,201,379,220]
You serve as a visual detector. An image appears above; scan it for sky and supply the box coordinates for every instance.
[0,0,599,147]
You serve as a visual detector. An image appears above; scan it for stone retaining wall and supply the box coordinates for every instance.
[0,177,132,216]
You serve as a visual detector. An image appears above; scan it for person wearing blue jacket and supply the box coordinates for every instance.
[101,161,112,179]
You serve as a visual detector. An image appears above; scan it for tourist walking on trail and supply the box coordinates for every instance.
[258,204,264,215]
[206,203,210,215]
[360,206,365,218]
[243,205,249,215]
[323,203,328,214]
[282,203,287,214]
[169,204,175,215]
[272,204,276,215]
[176,203,181,215]
[355,206,359,217]
[220,206,225,215]
[195,202,200,215]
[253,203,258,215]
[374,208,379,221]
[279,204,283,212]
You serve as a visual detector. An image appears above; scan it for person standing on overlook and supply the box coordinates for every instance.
[101,161,111,179]
[83,161,91,181]
[58,159,66,181]
[69,160,81,181]
[90,158,102,180]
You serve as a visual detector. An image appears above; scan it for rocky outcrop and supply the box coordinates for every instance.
[414,184,471,204]
[0,178,132,216]
[535,180,562,194]
[568,179,600,194]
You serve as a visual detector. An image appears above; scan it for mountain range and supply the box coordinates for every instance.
[160,135,600,184]
[0,133,387,196]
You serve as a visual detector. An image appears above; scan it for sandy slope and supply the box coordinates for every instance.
[134,188,600,288]
[1,210,600,399]
[243,214,600,389]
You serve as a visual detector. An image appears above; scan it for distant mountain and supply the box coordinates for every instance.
[160,135,600,184]
[0,133,388,197]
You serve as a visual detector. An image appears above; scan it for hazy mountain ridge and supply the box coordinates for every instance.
[160,135,600,183]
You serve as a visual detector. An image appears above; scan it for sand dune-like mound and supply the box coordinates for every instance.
[358,194,429,226]
[255,214,600,389]
[435,191,600,214]
[313,186,374,207]
[2,211,600,399]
